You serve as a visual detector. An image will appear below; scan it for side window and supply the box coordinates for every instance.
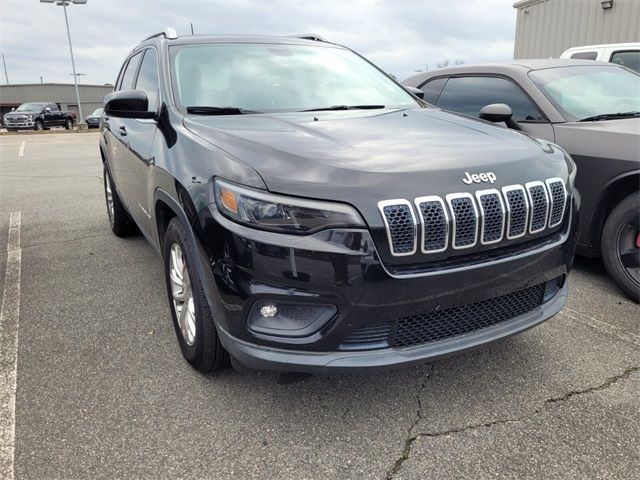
[435,76,545,122]
[610,50,640,73]
[119,52,143,91]
[419,77,448,105]
[135,49,159,111]
[570,51,597,60]
[48,103,59,111]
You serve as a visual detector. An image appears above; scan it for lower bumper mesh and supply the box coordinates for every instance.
[340,278,560,351]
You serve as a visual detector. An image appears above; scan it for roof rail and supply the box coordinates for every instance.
[288,33,330,43]
[143,27,178,42]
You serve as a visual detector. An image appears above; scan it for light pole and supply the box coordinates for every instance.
[40,0,87,124]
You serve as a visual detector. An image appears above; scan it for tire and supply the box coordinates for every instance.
[34,120,44,131]
[601,191,640,303]
[64,118,73,130]
[163,217,229,372]
[103,166,137,237]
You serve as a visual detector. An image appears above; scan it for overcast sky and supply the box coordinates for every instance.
[0,0,517,85]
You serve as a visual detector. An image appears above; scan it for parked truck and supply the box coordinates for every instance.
[3,102,75,131]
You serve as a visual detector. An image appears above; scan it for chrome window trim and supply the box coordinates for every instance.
[502,184,529,240]
[414,195,449,254]
[475,188,505,245]
[377,199,418,257]
[445,192,479,250]
[545,177,567,228]
[525,181,550,234]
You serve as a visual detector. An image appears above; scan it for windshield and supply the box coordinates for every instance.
[91,108,104,116]
[16,103,47,112]
[529,65,640,121]
[170,43,418,113]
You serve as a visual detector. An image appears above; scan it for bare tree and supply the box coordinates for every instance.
[436,59,465,69]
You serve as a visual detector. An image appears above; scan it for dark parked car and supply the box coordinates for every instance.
[3,102,75,131]
[404,60,639,302]
[85,107,104,128]
[100,29,578,373]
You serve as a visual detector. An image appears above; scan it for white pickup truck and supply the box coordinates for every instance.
[560,42,640,72]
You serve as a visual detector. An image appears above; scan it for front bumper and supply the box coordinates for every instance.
[196,197,578,372]
[4,121,34,129]
[218,282,567,372]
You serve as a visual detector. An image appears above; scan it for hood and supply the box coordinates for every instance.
[184,108,569,203]
[6,110,39,116]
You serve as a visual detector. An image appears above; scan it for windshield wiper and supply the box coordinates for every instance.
[186,106,258,115]
[301,104,386,112]
[579,111,640,122]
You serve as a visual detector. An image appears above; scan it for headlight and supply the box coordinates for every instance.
[214,178,365,234]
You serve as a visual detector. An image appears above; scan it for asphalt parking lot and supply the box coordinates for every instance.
[0,133,638,480]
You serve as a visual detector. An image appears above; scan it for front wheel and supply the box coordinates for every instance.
[34,120,44,131]
[64,118,73,130]
[163,217,229,372]
[601,191,640,303]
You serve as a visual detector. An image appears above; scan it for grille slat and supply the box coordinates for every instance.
[476,190,505,244]
[415,196,449,253]
[379,200,417,256]
[447,194,478,249]
[526,182,549,234]
[393,282,547,347]
[546,178,567,228]
[503,185,529,239]
[340,324,391,350]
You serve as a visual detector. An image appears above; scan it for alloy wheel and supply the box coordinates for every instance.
[104,171,115,225]
[617,212,640,287]
[169,243,197,346]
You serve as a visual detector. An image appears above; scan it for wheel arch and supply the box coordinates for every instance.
[154,184,222,320]
[589,170,639,256]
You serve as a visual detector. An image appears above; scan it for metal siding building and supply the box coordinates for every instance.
[513,0,640,59]
[0,83,113,119]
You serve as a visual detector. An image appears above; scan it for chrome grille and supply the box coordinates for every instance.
[526,181,549,234]
[415,196,448,253]
[447,193,478,249]
[378,177,568,258]
[546,178,567,228]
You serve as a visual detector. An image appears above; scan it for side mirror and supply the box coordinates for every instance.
[45,107,52,113]
[479,103,522,131]
[404,85,425,100]
[104,90,156,119]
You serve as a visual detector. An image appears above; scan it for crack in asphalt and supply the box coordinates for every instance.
[385,364,434,480]
[544,366,639,405]
[385,365,639,479]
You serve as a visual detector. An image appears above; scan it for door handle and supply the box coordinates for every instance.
[118,126,127,136]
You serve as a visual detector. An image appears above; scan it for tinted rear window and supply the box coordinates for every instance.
[570,51,598,60]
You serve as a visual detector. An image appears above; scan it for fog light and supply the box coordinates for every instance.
[260,304,278,318]
[248,301,337,338]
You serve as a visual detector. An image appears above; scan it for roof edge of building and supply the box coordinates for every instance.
[0,83,114,88]
[513,0,548,9]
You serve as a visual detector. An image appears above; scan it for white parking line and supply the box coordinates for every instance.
[17,142,24,158]
[0,212,22,480]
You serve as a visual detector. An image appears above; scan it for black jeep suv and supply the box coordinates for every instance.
[100,29,578,373]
